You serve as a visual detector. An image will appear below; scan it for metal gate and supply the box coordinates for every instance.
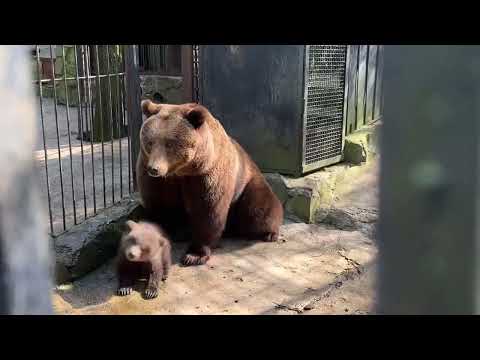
[303,45,347,169]
[32,45,139,236]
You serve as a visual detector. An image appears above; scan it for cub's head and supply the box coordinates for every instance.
[120,220,167,262]
[140,100,211,178]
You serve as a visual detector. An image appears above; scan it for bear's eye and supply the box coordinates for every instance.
[164,141,173,150]
[144,140,153,151]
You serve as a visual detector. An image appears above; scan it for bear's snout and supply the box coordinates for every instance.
[126,245,142,261]
[147,162,169,178]
[147,166,160,177]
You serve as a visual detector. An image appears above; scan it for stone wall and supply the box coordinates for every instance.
[139,75,184,104]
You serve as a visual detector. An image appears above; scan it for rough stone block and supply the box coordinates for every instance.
[54,196,142,284]
[343,123,381,165]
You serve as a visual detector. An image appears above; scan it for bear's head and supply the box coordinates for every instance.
[140,100,214,177]
[120,220,167,262]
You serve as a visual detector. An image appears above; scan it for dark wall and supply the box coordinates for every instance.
[199,45,305,175]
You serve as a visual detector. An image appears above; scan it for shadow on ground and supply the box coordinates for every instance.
[53,221,378,315]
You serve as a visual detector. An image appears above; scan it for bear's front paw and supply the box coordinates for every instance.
[182,253,210,266]
[262,232,279,242]
[182,245,211,266]
[117,287,133,296]
[143,286,159,300]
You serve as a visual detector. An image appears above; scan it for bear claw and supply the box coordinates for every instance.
[143,288,159,300]
[117,287,133,296]
[262,233,278,242]
[182,253,210,266]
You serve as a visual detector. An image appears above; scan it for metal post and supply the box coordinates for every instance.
[181,45,194,102]
[125,45,142,191]
[0,45,53,314]
[378,45,480,314]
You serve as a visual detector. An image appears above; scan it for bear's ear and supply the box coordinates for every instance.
[141,100,161,118]
[185,105,207,129]
[125,220,138,231]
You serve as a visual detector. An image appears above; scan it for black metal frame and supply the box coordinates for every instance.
[33,45,139,236]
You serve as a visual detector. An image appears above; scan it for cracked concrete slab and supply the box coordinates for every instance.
[52,222,377,315]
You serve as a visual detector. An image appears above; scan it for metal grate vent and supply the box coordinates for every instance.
[304,45,347,165]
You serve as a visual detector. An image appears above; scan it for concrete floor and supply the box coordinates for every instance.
[52,163,379,315]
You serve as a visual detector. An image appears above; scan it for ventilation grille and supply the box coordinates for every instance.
[304,45,347,165]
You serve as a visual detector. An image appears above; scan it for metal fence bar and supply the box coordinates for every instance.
[125,73,132,194]
[35,46,54,234]
[371,45,380,123]
[94,45,107,209]
[0,45,53,314]
[32,73,126,85]
[49,45,67,231]
[83,45,97,215]
[378,45,480,314]
[73,45,88,220]
[125,45,142,192]
[105,45,115,205]
[61,45,77,225]
[115,46,124,199]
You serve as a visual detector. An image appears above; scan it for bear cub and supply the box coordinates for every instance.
[116,220,172,299]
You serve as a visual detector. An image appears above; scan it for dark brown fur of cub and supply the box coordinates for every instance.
[116,220,172,300]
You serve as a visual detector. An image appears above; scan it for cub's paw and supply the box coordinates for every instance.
[117,287,133,296]
[181,253,210,266]
[143,286,159,300]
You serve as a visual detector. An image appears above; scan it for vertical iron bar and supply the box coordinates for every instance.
[83,45,97,214]
[35,45,54,234]
[115,46,124,198]
[371,45,380,123]
[106,45,115,205]
[362,45,370,127]
[61,45,77,225]
[49,45,67,231]
[124,73,132,194]
[354,45,361,131]
[94,45,107,209]
[73,45,88,220]
[125,45,141,192]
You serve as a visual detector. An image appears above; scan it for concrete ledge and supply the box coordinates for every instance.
[54,195,143,284]
[265,123,380,223]
[343,122,380,165]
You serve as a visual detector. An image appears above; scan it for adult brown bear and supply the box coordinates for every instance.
[137,100,283,266]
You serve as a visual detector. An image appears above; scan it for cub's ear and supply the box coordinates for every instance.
[125,220,138,231]
[141,100,161,118]
[185,105,208,129]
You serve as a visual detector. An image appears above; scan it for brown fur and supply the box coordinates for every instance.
[116,220,172,299]
[138,100,283,266]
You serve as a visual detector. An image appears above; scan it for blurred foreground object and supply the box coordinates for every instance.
[378,46,480,314]
[0,46,53,314]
